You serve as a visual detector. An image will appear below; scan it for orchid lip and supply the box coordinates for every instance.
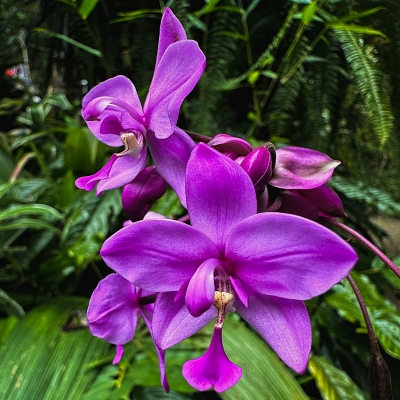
[117,132,145,158]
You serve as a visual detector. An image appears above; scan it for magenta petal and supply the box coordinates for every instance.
[186,258,219,317]
[87,274,139,345]
[144,41,205,139]
[82,75,143,115]
[298,184,347,218]
[208,134,253,158]
[100,220,219,292]
[270,146,340,189]
[182,327,242,392]
[75,154,118,192]
[279,190,320,221]
[186,144,257,250]
[153,292,216,349]
[235,293,311,373]
[156,8,187,70]
[226,213,358,300]
[96,149,147,195]
[147,128,195,208]
[113,345,124,364]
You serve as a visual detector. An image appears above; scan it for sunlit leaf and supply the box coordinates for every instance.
[0,204,62,221]
[328,22,387,38]
[78,0,100,19]
[0,297,110,399]
[308,355,367,400]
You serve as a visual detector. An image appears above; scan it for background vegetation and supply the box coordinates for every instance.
[1,0,400,399]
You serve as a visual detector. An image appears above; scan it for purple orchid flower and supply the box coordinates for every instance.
[99,143,357,392]
[87,273,169,391]
[75,8,205,206]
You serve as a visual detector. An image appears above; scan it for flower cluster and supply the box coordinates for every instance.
[77,8,358,393]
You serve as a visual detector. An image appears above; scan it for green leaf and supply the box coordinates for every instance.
[34,28,102,57]
[327,22,387,38]
[308,355,367,399]
[0,204,62,222]
[0,289,25,317]
[248,71,260,84]
[152,189,184,219]
[220,317,309,400]
[110,9,162,24]
[78,0,100,19]
[0,297,110,399]
[301,0,320,26]
[328,7,385,24]
[371,256,400,290]
[0,218,61,234]
[372,312,400,359]
[0,315,19,348]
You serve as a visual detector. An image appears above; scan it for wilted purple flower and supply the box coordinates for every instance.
[87,273,169,391]
[75,8,205,205]
[279,184,347,221]
[99,143,357,391]
[122,166,167,222]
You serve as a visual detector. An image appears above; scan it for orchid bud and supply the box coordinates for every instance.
[122,166,167,222]
[208,134,253,160]
[240,147,273,193]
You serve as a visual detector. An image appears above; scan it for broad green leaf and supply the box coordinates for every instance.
[68,190,122,267]
[0,181,17,200]
[152,189,184,219]
[78,0,100,19]
[220,317,309,400]
[0,315,19,347]
[0,204,62,221]
[308,356,367,400]
[371,255,400,290]
[372,312,400,359]
[130,387,191,400]
[34,28,102,57]
[0,297,110,400]
[328,22,387,38]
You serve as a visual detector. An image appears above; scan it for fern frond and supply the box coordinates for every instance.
[333,28,393,146]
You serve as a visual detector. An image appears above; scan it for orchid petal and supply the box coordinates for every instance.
[113,345,124,364]
[156,7,187,70]
[186,144,256,250]
[144,41,206,139]
[147,127,195,208]
[208,134,253,158]
[298,184,347,218]
[75,154,118,192]
[279,190,320,221]
[186,258,219,317]
[100,220,219,292]
[235,293,311,373]
[226,213,357,300]
[87,274,139,345]
[270,146,340,189]
[153,292,215,349]
[96,148,147,195]
[182,327,242,392]
[82,75,143,115]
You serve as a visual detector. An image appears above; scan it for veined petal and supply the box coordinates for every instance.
[100,220,219,292]
[156,8,187,70]
[82,75,143,115]
[182,327,242,392]
[235,293,311,374]
[144,41,205,139]
[153,292,215,349]
[186,258,220,317]
[87,274,139,345]
[226,213,357,300]
[186,144,256,250]
[270,146,340,189]
[96,148,147,195]
[75,154,118,192]
[147,127,195,208]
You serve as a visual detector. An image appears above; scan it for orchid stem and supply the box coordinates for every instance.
[322,218,400,279]
[347,274,379,354]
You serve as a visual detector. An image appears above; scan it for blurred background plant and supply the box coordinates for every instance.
[1,0,400,399]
